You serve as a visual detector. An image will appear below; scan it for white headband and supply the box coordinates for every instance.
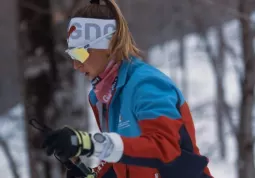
[67,18,116,49]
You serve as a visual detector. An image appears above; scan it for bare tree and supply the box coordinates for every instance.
[200,26,227,159]
[215,27,227,159]
[0,0,21,177]
[237,0,255,178]
[19,1,91,178]
[187,0,229,159]
[19,0,59,178]
[0,0,21,114]
[189,0,255,174]
[179,31,188,99]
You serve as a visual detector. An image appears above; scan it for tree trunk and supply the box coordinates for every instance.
[0,0,20,114]
[179,36,188,99]
[202,27,227,159]
[0,0,21,175]
[216,76,226,159]
[215,26,226,159]
[19,0,58,178]
[237,1,255,177]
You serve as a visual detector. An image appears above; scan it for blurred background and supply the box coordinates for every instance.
[0,0,255,178]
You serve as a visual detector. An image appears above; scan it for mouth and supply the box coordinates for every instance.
[85,72,89,76]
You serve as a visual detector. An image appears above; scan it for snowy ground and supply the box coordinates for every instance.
[1,17,254,178]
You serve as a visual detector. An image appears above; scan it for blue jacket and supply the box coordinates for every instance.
[89,57,212,178]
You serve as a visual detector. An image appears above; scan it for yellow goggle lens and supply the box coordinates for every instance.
[69,48,89,63]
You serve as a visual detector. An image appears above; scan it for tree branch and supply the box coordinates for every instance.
[222,101,238,137]
[0,136,20,178]
[202,31,240,138]
[224,43,244,81]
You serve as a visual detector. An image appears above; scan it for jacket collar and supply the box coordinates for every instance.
[89,58,132,105]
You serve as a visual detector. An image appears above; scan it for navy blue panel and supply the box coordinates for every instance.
[119,155,164,168]
[158,150,208,178]
[179,125,193,152]
[120,150,208,178]
[102,166,117,178]
[119,125,209,178]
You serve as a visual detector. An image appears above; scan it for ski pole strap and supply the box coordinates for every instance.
[28,118,95,177]
[29,119,52,133]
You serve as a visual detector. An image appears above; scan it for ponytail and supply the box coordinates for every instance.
[104,0,141,61]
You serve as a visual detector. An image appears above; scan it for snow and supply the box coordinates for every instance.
[1,15,254,178]
[0,104,30,178]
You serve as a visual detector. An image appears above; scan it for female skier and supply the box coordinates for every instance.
[42,0,213,178]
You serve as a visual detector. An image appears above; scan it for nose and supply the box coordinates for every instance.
[73,60,83,70]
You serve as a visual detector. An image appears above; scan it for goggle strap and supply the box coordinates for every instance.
[65,30,115,62]
[71,30,115,50]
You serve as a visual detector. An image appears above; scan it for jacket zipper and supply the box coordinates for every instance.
[126,165,129,178]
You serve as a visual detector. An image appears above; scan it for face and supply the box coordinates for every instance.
[72,48,111,80]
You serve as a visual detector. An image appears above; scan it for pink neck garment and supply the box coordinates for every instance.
[92,60,121,104]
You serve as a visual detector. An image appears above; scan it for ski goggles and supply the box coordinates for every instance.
[65,31,115,63]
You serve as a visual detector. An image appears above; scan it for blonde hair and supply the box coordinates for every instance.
[71,0,142,61]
